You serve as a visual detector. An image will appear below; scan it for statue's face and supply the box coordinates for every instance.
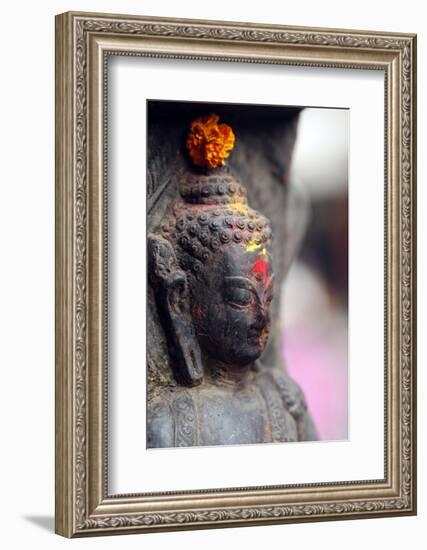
[191,243,274,367]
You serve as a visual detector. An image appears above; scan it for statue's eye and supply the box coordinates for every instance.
[224,287,253,307]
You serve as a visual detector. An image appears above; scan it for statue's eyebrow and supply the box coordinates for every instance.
[224,276,257,294]
[224,276,274,306]
[225,275,274,290]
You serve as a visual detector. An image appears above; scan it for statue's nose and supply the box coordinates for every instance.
[254,303,270,328]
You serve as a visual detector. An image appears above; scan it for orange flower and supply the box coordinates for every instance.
[186,114,235,169]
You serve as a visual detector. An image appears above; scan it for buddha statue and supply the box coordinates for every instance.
[147,114,317,447]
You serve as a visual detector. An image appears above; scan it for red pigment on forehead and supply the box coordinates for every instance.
[252,257,269,284]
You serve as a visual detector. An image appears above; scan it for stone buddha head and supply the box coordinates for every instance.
[148,114,274,386]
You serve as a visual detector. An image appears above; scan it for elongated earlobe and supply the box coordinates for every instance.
[148,234,203,386]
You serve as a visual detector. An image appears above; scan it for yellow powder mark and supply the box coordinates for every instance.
[245,241,269,254]
[246,241,262,253]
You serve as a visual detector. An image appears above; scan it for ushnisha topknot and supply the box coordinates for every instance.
[178,170,248,206]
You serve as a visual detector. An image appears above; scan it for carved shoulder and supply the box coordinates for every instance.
[295,407,319,442]
[268,369,319,441]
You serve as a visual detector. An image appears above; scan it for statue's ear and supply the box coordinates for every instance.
[148,233,203,386]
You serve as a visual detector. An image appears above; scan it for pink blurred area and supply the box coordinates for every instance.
[285,108,349,441]
[281,262,348,441]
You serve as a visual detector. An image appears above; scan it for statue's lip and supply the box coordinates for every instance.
[247,328,263,343]
[247,326,270,347]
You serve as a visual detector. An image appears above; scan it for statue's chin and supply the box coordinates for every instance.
[224,345,264,368]
[198,334,267,367]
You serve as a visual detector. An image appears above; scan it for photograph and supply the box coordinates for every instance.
[146,101,349,448]
[0,1,422,548]
[53,10,417,538]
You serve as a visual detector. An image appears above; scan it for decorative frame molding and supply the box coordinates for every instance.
[55,11,417,537]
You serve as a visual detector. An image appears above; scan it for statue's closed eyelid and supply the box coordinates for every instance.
[223,277,265,309]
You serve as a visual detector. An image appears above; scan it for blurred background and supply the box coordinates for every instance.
[283,108,349,441]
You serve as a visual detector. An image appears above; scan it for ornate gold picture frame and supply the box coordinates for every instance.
[55,11,417,537]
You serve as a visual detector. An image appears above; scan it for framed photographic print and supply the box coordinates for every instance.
[55,11,417,537]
